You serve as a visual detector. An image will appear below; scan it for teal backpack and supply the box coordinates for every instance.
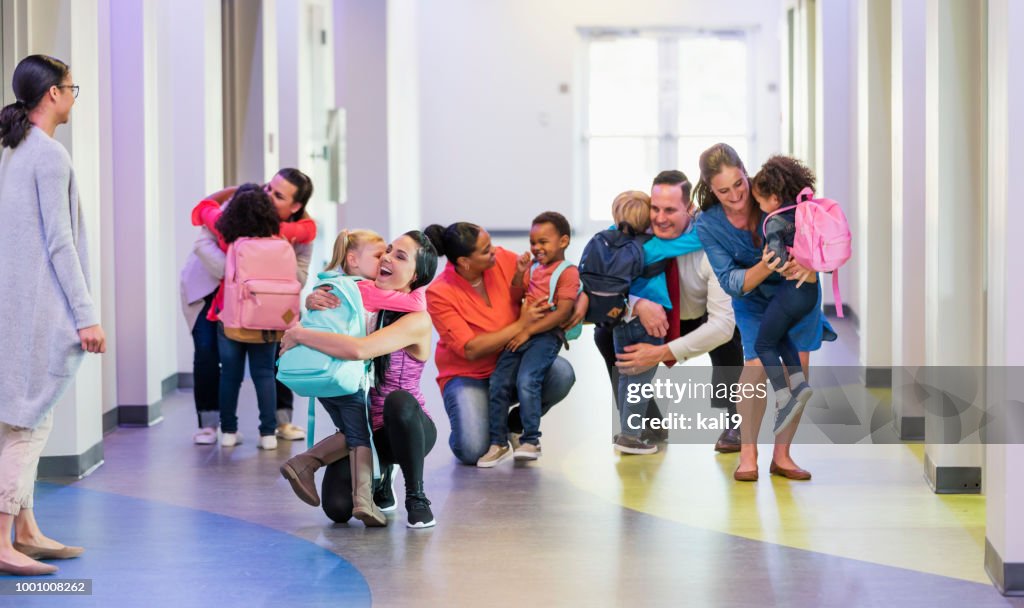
[276,271,372,447]
[529,260,582,342]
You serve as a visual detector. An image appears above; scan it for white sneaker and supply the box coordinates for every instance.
[220,431,243,447]
[193,427,217,445]
[275,423,306,441]
[258,435,278,450]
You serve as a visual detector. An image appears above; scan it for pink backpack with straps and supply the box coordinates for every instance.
[220,236,302,330]
[762,187,852,317]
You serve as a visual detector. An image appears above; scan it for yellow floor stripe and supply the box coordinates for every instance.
[560,440,988,583]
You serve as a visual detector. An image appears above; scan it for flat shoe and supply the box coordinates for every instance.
[0,556,58,575]
[769,461,812,480]
[733,466,759,482]
[13,542,84,560]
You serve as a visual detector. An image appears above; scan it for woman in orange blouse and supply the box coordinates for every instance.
[424,222,576,465]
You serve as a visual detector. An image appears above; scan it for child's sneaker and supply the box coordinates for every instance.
[773,383,813,436]
[476,444,512,468]
[613,434,658,455]
[220,431,242,447]
[513,442,541,461]
[193,427,217,445]
[258,435,278,450]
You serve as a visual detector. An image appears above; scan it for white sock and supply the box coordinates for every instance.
[775,387,792,407]
[789,371,806,388]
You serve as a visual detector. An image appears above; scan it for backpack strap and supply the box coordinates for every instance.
[306,395,316,449]
[761,204,800,238]
[832,269,844,318]
[796,186,815,204]
[545,260,576,306]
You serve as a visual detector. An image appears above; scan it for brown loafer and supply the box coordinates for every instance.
[733,466,759,482]
[714,428,741,453]
[769,461,812,480]
[13,542,84,560]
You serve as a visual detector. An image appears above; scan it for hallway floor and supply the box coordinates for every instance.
[20,319,1024,607]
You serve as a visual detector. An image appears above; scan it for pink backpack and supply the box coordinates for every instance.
[220,236,302,331]
[762,187,852,317]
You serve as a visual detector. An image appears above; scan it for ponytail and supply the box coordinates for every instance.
[326,229,385,274]
[0,101,31,149]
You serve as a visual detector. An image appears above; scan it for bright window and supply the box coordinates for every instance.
[583,31,752,224]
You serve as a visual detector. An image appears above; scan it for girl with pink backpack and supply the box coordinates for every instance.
[203,184,302,450]
[750,156,850,436]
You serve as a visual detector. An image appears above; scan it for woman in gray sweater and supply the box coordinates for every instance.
[0,55,106,576]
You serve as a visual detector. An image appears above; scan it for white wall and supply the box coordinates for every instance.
[415,0,783,231]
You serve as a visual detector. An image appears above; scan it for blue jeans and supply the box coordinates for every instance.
[217,324,278,436]
[318,391,371,448]
[755,281,819,392]
[488,331,563,446]
[192,293,220,428]
[613,318,664,438]
[443,356,575,465]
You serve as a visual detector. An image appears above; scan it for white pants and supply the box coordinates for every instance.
[0,411,54,516]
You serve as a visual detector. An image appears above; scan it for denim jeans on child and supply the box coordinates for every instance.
[487,331,563,447]
[217,324,278,436]
[613,317,664,438]
[318,391,371,448]
[755,280,819,392]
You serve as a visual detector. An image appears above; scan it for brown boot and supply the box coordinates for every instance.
[280,433,349,506]
[350,447,387,527]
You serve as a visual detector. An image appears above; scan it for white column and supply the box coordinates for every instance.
[16,0,107,476]
[110,0,169,426]
[985,0,1024,595]
[167,0,224,379]
[334,0,389,236]
[922,0,984,493]
[813,0,853,313]
[387,0,422,236]
[855,0,893,387]
[889,0,927,439]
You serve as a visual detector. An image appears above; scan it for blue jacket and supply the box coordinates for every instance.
[629,228,703,308]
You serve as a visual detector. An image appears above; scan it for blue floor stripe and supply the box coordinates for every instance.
[1,483,370,608]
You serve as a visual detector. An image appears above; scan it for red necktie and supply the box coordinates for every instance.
[664,257,681,366]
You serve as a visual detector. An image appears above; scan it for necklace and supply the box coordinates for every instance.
[469,277,483,288]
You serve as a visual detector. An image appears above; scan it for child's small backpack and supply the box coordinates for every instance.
[578,227,665,326]
[762,187,852,317]
[277,271,371,398]
[276,271,373,447]
[220,236,302,334]
[528,260,582,342]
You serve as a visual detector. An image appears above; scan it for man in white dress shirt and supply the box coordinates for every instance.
[590,170,744,452]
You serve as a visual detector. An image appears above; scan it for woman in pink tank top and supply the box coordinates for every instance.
[280,231,440,529]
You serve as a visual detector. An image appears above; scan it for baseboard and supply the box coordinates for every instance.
[177,372,194,389]
[986,538,1024,596]
[102,408,118,435]
[893,415,924,441]
[118,403,164,427]
[161,373,178,397]
[864,366,892,388]
[38,440,104,479]
[823,303,858,327]
[924,452,982,494]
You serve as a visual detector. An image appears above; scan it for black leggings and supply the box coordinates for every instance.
[321,390,437,523]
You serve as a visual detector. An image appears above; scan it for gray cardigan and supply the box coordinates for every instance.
[0,126,97,428]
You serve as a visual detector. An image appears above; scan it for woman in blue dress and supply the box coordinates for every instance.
[693,143,835,482]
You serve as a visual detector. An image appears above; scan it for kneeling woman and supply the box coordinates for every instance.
[279,231,439,528]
